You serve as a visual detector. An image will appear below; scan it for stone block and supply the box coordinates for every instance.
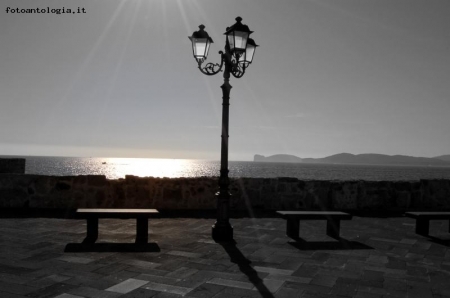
[294,192,313,210]
[331,181,358,210]
[278,177,299,183]
[357,181,391,210]
[278,194,300,209]
[55,181,71,191]
[394,192,411,209]
[0,158,25,174]
[0,189,28,207]
[421,179,450,208]
[0,174,449,211]
[87,175,107,187]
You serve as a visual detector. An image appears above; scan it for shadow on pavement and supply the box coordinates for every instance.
[64,242,160,253]
[218,240,275,298]
[288,237,373,250]
[426,235,450,247]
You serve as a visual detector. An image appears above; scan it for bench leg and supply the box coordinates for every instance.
[84,218,98,243]
[326,220,340,239]
[286,218,300,239]
[136,218,148,243]
[416,219,429,236]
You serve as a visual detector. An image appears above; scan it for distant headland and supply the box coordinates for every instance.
[254,153,450,166]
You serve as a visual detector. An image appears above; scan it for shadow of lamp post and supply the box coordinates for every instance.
[188,17,258,241]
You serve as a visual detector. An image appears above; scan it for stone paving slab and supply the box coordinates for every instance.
[1,216,450,297]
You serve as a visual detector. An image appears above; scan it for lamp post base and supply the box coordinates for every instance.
[212,223,233,242]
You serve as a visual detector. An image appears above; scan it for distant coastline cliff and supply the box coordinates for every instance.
[254,154,303,163]
[254,153,450,166]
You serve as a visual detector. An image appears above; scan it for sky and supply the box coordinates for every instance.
[1,0,449,161]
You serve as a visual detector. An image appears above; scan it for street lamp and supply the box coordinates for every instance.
[188,17,258,241]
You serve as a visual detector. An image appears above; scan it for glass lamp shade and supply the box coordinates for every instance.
[227,31,249,53]
[188,25,213,62]
[224,17,253,54]
[239,38,258,66]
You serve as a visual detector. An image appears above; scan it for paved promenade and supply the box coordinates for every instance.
[1,215,450,298]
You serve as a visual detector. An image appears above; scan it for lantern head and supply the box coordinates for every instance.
[239,38,258,67]
[189,25,213,63]
[224,17,253,59]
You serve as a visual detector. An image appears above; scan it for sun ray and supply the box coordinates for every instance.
[41,0,129,136]
[189,0,222,38]
[161,0,171,67]
[92,0,142,135]
[175,0,195,36]
[242,80,292,155]
[57,0,128,108]
[173,0,223,127]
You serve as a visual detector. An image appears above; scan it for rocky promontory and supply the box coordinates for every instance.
[254,153,450,166]
[254,154,303,163]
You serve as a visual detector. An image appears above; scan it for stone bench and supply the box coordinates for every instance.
[405,212,450,236]
[277,211,353,239]
[76,208,159,243]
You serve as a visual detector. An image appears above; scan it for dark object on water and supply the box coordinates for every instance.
[102,162,106,164]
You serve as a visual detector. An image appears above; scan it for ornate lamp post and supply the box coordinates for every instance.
[188,17,258,241]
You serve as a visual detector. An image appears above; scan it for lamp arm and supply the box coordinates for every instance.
[230,56,246,79]
[198,51,225,76]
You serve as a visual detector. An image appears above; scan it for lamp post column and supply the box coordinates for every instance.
[212,54,233,241]
[189,18,257,242]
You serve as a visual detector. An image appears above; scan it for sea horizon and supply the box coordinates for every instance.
[2,153,450,166]
[3,155,450,181]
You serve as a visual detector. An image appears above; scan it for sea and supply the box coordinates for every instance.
[7,156,450,181]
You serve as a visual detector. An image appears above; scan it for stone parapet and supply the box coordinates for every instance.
[0,158,25,174]
[0,174,449,212]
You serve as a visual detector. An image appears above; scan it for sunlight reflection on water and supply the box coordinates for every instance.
[21,156,450,181]
[24,157,219,180]
[101,158,211,179]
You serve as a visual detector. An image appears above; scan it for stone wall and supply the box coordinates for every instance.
[0,158,25,174]
[0,174,449,212]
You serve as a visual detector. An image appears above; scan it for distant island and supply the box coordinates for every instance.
[434,154,450,162]
[254,153,450,166]
[254,154,303,163]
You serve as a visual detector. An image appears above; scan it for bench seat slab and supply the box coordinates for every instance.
[277,211,352,240]
[405,212,450,236]
[277,211,352,220]
[76,209,159,243]
[77,209,158,219]
[405,212,450,220]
